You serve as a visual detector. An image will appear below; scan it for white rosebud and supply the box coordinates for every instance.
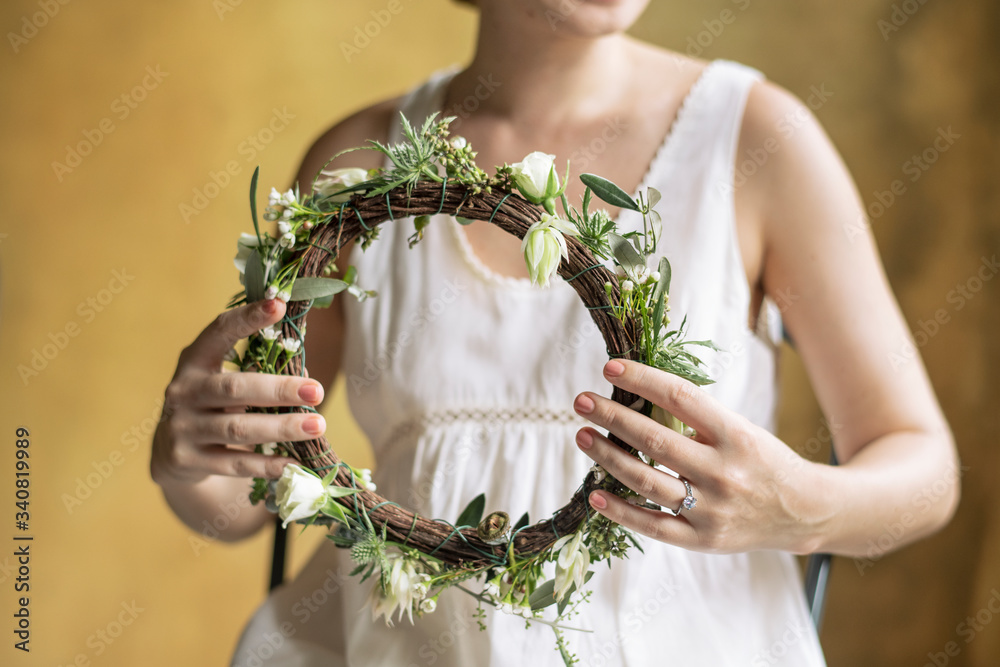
[520,212,579,288]
[420,598,437,613]
[275,464,330,528]
[281,337,301,354]
[621,280,634,293]
[276,290,291,303]
[315,167,369,203]
[260,326,280,341]
[510,151,559,204]
[264,285,279,300]
[450,136,467,150]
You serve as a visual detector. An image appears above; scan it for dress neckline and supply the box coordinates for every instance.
[418,60,722,292]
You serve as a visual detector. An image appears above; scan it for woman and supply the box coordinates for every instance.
[151,1,959,664]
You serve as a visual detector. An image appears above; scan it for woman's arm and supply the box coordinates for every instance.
[571,80,959,557]
[150,98,399,541]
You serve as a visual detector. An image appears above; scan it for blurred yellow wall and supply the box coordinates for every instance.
[0,1,996,666]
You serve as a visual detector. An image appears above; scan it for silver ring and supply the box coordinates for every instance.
[662,477,697,516]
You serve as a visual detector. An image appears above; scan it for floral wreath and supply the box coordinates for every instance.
[225,113,716,664]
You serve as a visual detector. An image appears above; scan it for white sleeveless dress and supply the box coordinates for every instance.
[230,59,827,667]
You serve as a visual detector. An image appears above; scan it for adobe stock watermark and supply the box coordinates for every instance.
[921,587,1000,667]
[232,567,353,667]
[339,0,412,63]
[718,83,834,199]
[7,0,73,54]
[347,276,469,394]
[179,107,296,224]
[582,577,682,667]
[441,74,502,132]
[877,0,932,41]
[888,254,998,371]
[844,126,960,243]
[56,600,145,665]
[17,268,135,386]
[681,0,753,58]
[853,462,968,575]
[750,620,813,666]
[52,66,169,183]
[567,117,628,173]
[62,398,166,514]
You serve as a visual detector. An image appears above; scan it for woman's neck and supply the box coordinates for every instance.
[449,5,638,126]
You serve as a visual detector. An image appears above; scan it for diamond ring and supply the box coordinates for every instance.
[662,477,697,516]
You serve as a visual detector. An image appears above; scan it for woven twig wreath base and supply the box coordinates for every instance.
[267,181,643,568]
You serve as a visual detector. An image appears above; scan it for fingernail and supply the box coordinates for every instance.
[590,492,607,510]
[299,383,323,403]
[604,360,625,377]
[576,430,593,449]
[303,416,325,435]
[263,299,278,315]
[574,394,595,414]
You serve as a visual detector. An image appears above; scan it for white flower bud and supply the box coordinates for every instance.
[265,285,279,300]
[621,280,634,293]
[420,598,437,613]
[278,221,291,235]
[280,337,301,354]
[650,271,661,282]
[276,290,291,303]
[260,326,280,341]
[279,232,296,248]
[450,136,467,150]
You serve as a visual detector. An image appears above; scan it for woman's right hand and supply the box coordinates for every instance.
[151,297,327,489]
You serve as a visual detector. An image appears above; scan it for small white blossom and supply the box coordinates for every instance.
[263,208,280,222]
[260,326,280,341]
[484,580,501,598]
[276,290,291,303]
[420,598,437,613]
[358,468,377,491]
[264,285,279,300]
[650,270,661,282]
[260,442,278,456]
[279,232,296,249]
[450,136,467,150]
[268,187,283,207]
[277,220,291,235]
[500,602,514,615]
[589,464,606,483]
[281,207,293,220]
[280,337,301,354]
[518,605,533,618]
[233,233,261,275]
[621,280,634,293]
[614,264,627,279]
[368,552,426,626]
[281,189,296,206]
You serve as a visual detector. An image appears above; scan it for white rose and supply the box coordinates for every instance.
[275,464,330,528]
[233,233,261,274]
[520,212,579,287]
[510,151,558,204]
[314,167,369,203]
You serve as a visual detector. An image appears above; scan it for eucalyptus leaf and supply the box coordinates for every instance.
[249,166,263,247]
[651,256,672,304]
[455,492,486,528]
[289,277,349,301]
[244,249,265,303]
[580,173,639,211]
[608,233,645,275]
[529,578,557,610]
[646,187,661,210]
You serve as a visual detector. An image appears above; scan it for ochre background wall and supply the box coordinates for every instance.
[1,1,996,666]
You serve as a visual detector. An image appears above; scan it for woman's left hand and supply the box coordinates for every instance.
[574,358,830,555]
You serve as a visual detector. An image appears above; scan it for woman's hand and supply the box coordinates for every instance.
[151,297,327,487]
[573,358,830,555]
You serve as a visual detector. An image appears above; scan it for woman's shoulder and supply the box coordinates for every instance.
[294,94,404,192]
